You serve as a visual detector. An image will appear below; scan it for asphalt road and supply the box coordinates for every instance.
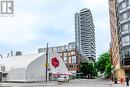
[0,79,113,87]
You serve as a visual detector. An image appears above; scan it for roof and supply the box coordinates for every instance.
[0,53,46,72]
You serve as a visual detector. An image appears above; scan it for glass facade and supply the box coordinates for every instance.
[75,8,96,59]
[118,0,130,66]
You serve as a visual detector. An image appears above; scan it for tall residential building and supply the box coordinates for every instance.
[75,8,96,60]
[109,0,130,79]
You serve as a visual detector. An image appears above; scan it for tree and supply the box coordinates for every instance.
[97,52,112,78]
[104,63,113,78]
[80,62,89,76]
[80,62,97,78]
[92,62,98,77]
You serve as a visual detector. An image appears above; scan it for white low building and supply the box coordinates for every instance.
[0,51,68,82]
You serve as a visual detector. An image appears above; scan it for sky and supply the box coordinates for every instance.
[0,0,110,58]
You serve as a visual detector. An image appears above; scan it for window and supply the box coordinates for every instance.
[71,51,75,55]
[127,0,130,6]
[53,48,56,51]
[61,46,64,50]
[72,56,76,64]
[68,44,75,49]
[122,2,126,8]
[120,12,127,20]
[121,23,128,34]
[118,0,123,2]
[128,10,130,18]
[58,47,61,51]
[122,24,128,31]
[69,57,71,63]
[64,46,66,50]
[64,52,67,56]
[119,1,126,10]
[64,56,67,63]
[38,49,43,53]
[122,48,130,59]
[123,13,127,19]
[68,52,71,56]
[122,36,129,43]
[122,36,130,46]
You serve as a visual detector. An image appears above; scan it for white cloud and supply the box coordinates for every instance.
[0,0,111,57]
[0,12,38,46]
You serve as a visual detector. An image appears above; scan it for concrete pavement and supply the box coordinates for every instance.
[61,79,112,87]
[112,82,130,87]
[0,79,113,87]
[0,81,58,87]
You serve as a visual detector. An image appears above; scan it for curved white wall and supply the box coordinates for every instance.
[7,68,26,81]
[26,55,46,81]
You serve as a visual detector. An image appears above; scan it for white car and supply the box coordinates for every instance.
[57,77,65,82]
[57,75,69,82]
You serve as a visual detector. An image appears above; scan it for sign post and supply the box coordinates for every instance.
[45,43,48,83]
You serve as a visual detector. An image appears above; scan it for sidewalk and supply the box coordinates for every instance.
[112,81,130,87]
[0,81,58,87]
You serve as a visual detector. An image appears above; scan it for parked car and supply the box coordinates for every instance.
[57,75,69,82]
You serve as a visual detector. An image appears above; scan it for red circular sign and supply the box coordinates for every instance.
[51,57,59,68]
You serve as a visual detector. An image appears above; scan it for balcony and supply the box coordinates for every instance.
[120,18,127,24]
[121,30,129,35]
[121,53,130,68]
[119,8,126,14]
[118,0,123,3]
[122,41,130,46]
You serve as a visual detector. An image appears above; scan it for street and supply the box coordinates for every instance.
[0,79,113,87]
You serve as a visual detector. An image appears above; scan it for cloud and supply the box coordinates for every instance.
[0,12,38,46]
[0,0,111,57]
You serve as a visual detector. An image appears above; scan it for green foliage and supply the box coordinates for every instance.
[92,63,98,77]
[104,63,112,78]
[80,62,88,76]
[79,52,112,79]
[97,52,112,78]
[80,62,97,78]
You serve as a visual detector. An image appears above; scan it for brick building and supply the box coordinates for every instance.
[38,42,89,75]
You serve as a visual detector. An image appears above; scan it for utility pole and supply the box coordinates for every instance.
[45,43,48,83]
